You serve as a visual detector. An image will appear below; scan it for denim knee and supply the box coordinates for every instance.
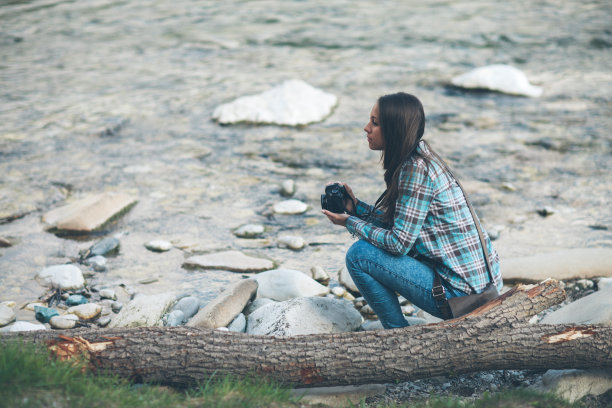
[345,240,372,269]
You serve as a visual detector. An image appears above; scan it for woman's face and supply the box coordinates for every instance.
[364,102,384,150]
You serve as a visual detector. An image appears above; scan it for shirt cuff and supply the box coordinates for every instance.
[345,215,360,235]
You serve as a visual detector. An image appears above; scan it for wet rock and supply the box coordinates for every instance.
[87,237,120,258]
[309,265,330,284]
[0,304,16,327]
[85,255,107,271]
[187,279,257,329]
[539,285,611,325]
[338,266,359,294]
[164,310,185,326]
[145,240,173,252]
[246,297,362,337]
[212,79,338,126]
[172,296,200,319]
[234,224,265,238]
[253,268,330,301]
[67,303,102,320]
[34,306,59,323]
[184,250,274,272]
[502,248,612,282]
[450,64,542,97]
[532,369,612,403]
[227,313,246,333]
[36,264,85,290]
[97,316,111,327]
[65,294,88,306]
[272,199,308,215]
[99,288,117,300]
[243,298,275,316]
[109,292,176,328]
[42,192,137,232]
[277,235,306,250]
[2,321,47,332]
[49,314,78,330]
[280,179,296,197]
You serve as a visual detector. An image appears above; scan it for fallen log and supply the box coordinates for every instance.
[2,279,610,388]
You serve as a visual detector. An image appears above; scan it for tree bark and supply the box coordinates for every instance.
[3,279,611,388]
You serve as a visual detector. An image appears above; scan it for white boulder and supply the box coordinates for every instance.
[184,250,274,273]
[212,80,337,126]
[451,64,542,97]
[540,286,612,325]
[246,296,363,337]
[253,269,330,301]
[109,293,176,328]
[36,264,85,290]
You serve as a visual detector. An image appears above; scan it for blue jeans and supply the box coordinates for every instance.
[345,240,468,329]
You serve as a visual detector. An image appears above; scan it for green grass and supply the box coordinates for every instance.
[0,340,594,408]
[0,341,302,408]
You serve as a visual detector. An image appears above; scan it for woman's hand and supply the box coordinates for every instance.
[322,209,350,227]
[326,181,357,214]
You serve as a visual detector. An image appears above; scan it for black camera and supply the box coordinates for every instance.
[321,183,350,214]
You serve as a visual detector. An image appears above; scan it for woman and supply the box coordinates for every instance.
[322,92,502,329]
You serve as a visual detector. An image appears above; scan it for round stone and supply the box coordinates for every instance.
[280,180,296,197]
[67,303,102,320]
[145,240,173,252]
[49,315,78,330]
[273,199,308,215]
[277,235,306,250]
[99,289,117,300]
[234,224,265,238]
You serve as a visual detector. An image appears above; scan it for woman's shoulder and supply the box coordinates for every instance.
[403,141,452,186]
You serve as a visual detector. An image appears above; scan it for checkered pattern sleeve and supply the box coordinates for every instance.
[346,161,434,256]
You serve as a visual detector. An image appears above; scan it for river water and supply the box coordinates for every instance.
[1,0,611,318]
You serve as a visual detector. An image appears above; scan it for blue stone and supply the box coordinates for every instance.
[66,295,88,306]
[34,306,59,323]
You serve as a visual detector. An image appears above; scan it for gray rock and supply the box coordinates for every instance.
[234,224,265,238]
[243,298,275,316]
[165,310,185,326]
[272,199,308,215]
[172,296,200,319]
[532,369,612,403]
[97,316,111,327]
[184,250,274,272]
[361,320,384,331]
[540,285,612,325]
[85,255,107,271]
[111,301,123,313]
[227,313,246,333]
[252,269,330,301]
[49,314,79,330]
[88,237,120,257]
[109,292,176,328]
[280,179,296,197]
[99,288,117,300]
[502,248,612,283]
[187,279,258,329]
[246,296,363,337]
[36,264,85,290]
[338,266,359,294]
[42,192,137,232]
[0,304,16,327]
[145,240,173,252]
[309,265,330,284]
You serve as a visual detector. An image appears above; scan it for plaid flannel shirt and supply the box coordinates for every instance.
[345,142,502,295]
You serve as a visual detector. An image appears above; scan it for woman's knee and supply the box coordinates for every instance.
[345,240,373,267]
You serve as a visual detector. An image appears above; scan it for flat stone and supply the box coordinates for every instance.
[212,79,338,126]
[540,286,612,325]
[88,237,120,257]
[339,266,359,294]
[67,303,102,320]
[252,269,330,301]
[145,240,173,252]
[187,279,258,329]
[0,304,16,327]
[246,296,363,337]
[502,248,612,282]
[42,192,137,232]
[277,235,306,250]
[234,224,265,238]
[36,264,85,290]
[2,321,47,332]
[184,250,274,272]
[273,199,308,215]
[451,64,542,97]
[292,384,387,406]
[532,369,612,403]
[109,292,176,328]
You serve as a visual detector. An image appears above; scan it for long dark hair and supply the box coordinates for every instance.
[376,92,427,223]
